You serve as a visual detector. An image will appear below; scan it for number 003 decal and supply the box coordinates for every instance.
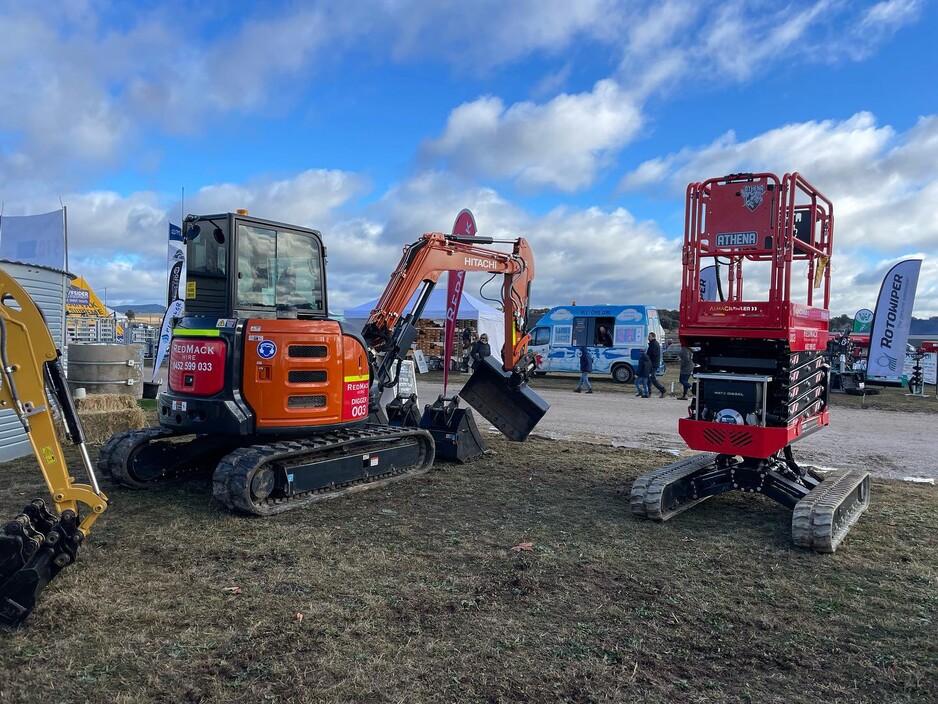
[343,375,370,420]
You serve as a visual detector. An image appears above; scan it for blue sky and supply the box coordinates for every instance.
[0,0,936,318]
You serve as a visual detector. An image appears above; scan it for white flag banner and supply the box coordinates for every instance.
[699,264,719,301]
[151,223,186,382]
[0,209,66,270]
[866,259,922,384]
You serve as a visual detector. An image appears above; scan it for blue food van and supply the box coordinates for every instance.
[528,305,666,384]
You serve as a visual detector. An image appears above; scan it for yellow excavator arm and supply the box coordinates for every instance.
[0,267,108,626]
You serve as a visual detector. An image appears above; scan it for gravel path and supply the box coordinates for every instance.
[415,377,938,482]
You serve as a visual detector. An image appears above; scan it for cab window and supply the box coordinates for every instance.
[188,224,228,275]
[235,224,325,312]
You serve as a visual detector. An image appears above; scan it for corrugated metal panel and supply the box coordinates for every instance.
[0,261,69,463]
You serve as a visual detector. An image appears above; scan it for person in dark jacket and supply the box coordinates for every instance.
[678,346,695,399]
[646,332,667,397]
[470,333,491,370]
[460,326,473,372]
[595,325,613,347]
[635,352,652,398]
[575,346,593,393]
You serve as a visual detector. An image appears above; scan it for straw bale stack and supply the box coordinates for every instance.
[72,393,148,444]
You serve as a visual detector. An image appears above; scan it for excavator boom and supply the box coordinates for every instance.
[361,232,548,441]
[0,267,108,625]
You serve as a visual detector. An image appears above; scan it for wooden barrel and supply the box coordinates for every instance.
[66,343,144,399]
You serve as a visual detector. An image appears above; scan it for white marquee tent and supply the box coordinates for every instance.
[343,288,505,363]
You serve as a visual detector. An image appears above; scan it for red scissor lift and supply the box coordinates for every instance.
[631,173,871,552]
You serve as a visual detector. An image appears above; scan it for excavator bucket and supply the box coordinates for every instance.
[458,356,549,441]
[419,395,488,462]
[386,393,422,428]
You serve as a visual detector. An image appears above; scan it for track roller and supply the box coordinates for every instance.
[792,468,871,553]
[631,450,871,553]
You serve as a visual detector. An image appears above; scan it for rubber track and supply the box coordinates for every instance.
[791,469,871,553]
[97,426,181,488]
[212,425,436,516]
[630,453,718,521]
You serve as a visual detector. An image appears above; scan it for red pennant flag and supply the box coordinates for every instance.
[443,209,477,393]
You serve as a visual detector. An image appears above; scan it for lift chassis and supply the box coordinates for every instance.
[630,173,870,552]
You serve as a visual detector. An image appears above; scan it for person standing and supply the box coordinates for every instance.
[635,352,652,398]
[576,346,594,393]
[678,345,695,400]
[460,326,473,372]
[647,332,667,398]
[470,333,491,370]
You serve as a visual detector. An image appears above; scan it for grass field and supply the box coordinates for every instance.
[1,433,935,703]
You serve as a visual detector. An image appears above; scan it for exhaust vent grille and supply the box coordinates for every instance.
[287,395,327,409]
[289,370,327,383]
[702,427,754,448]
[288,345,328,358]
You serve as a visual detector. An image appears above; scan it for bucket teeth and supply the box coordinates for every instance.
[1,501,81,628]
[792,469,871,553]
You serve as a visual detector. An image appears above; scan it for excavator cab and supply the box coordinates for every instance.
[183,212,327,320]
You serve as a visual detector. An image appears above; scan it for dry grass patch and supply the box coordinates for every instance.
[0,436,935,703]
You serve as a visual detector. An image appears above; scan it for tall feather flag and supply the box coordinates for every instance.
[866,259,921,385]
[442,210,477,394]
[151,223,186,382]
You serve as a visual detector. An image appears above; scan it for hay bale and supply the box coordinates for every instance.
[77,407,147,444]
[75,393,140,412]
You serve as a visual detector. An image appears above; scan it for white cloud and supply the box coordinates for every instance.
[616,1,924,97]
[424,80,642,191]
[358,172,680,310]
[618,112,938,316]
[187,169,368,227]
[387,0,623,69]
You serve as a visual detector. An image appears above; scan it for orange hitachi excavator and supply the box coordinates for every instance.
[0,267,109,626]
[99,212,548,515]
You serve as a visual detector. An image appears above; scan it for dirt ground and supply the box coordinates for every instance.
[1,435,936,703]
[418,369,938,482]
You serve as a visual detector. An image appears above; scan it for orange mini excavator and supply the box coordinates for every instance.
[99,212,547,515]
[630,173,870,552]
